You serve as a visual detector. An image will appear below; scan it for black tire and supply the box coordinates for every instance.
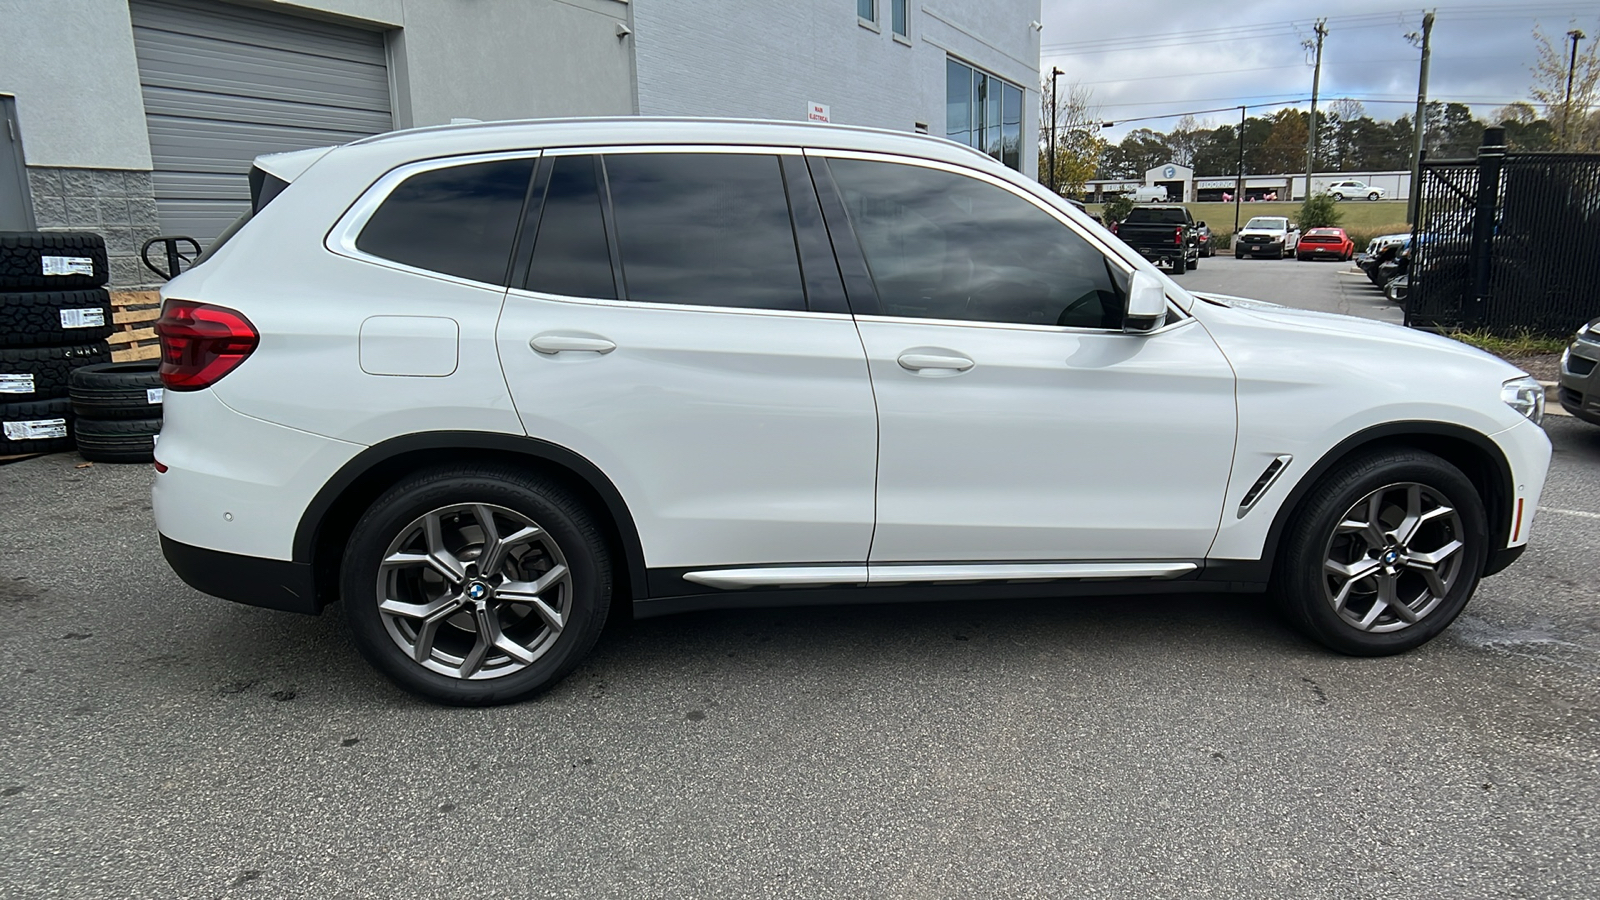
[0,342,110,402]
[74,416,160,463]
[1170,254,1186,275]
[341,465,613,706]
[1331,192,1345,201]
[70,361,163,420]
[1368,192,1380,201]
[1189,253,1199,269]
[0,289,116,347]
[1273,449,1488,656]
[0,397,74,455]
[0,233,109,290]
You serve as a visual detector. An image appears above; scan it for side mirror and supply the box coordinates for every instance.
[1197,221,1207,227]
[1124,270,1167,334]
[1290,224,1300,231]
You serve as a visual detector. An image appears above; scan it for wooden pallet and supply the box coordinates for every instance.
[108,290,161,363]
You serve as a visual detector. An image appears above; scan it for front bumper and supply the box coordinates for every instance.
[1236,239,1283,256]
[1558,341,1600,424]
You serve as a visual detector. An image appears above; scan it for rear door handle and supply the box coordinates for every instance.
[897,352,974,372]
[530,333,616,355]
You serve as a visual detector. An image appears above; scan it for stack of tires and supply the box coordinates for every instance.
[0,232,115,457]
[70,362,163,462]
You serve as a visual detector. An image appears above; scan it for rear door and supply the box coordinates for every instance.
[495,149,878,576]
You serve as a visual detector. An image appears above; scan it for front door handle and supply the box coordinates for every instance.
[530,333,616,355]
[897,352,974,372]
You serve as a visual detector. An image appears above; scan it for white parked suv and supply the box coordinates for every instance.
[152,118,1551,705]
[1327,180,1386,201]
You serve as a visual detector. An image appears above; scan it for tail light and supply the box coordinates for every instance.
[1110,221,1118,235]
[156,300,259,391]
[1174,226,1184,245]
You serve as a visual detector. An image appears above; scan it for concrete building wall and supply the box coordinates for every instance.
[0,0,153,169]
[631,0,1041,177]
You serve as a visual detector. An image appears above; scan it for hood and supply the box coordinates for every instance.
[1193,292,1524,376]
[1239,227,1288,236]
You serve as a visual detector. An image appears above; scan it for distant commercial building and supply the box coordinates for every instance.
[1085,163,1412,204]
[0,0,1039,285]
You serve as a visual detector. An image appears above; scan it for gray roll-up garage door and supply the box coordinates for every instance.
[130,0,393,245]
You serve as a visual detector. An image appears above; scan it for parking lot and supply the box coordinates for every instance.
[3,259,1598,898]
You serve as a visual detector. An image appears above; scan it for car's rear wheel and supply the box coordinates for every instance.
[1274,449,1487,655]
[341,465,612,705]
[1331,192,1345,201]
[1171,254,1186,275]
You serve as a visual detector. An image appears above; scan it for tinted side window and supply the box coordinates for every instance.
[525,155,616,300]
[356,158,533,285]
[604,153,806,311]
[827,158,1124,329]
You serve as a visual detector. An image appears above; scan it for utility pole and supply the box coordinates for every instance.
[1566,29,1586,148]
[1234,105,1246,235]
[1406,9,1435,226]
[1049,66,1063,192]
[1304,19,1327,201]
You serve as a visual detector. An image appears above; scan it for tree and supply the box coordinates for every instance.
[1098,128,1171,179]
[1166,115,1208,168]
[1038,80,1106,197]
[1298,193,1342,230]
[1494,102,1556,150]
[1259,108,1308,174]
[1528,22,1600,151]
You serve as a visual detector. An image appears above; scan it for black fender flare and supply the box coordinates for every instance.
[292,431,648,602]
[1202,420,1515,586]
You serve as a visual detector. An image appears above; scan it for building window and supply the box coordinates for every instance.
[858,0,876,24]
[891,0,908,37]
[945,58,1024,172]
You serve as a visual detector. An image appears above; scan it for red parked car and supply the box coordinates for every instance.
[1297,227,1355,261]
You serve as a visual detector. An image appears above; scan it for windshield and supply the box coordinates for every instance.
[1123,208,1189,224]
[1244,217,1287,231]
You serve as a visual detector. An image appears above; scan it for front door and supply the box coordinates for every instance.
[816,154,1238,563]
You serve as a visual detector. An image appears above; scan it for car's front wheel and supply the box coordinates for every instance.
[341,465,612,705]
[1274,449,1487,655]
[1368,192,1381,200]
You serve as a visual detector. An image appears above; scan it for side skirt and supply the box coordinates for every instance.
[636,560,1266,619]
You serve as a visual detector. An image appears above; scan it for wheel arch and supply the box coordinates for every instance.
[1239,421,1514,583]
[293,432,648,611]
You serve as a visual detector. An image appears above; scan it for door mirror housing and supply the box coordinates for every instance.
[1196,220,1206,227]
[1124,270,1167,333]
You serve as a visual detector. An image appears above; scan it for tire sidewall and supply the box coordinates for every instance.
[340,469,611,705]
[1279,452,1489,655]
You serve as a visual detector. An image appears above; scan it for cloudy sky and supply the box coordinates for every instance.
[1039,0,1599,140]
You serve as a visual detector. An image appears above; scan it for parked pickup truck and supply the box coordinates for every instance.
[1111,204,1201,274]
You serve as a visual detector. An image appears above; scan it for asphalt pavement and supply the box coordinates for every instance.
[2,258,1597,898]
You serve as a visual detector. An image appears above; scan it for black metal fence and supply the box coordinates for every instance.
[1407,130,1600,335]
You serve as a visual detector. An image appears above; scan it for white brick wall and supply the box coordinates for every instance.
[632,0,1041,177]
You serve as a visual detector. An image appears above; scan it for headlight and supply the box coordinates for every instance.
[1577,319,1599,340]
[1501,375,1545,426]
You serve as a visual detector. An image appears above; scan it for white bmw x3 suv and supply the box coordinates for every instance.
[152,118,1550,705]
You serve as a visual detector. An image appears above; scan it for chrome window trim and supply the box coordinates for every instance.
[807,148,1190,332]
[326,149,543,290]
[853,312,1193,336]
[505,285,854,321]
[682,561,1199,589]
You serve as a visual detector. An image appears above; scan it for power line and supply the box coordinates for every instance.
[1039,5,1597,56]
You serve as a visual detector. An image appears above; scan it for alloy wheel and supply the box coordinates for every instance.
[375,503,572,680]
[1321,482,1466,633]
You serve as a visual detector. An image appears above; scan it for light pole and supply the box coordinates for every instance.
[1406,10,1435,226]
[1566,29,1586,147]
[1049,66,1063,192]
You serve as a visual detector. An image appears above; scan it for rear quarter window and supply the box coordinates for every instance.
[356,158,535,286]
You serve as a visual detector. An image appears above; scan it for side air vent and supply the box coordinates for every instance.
[1238,455,1292,518]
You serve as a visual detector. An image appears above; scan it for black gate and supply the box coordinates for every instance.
[1407,130,1600,335]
